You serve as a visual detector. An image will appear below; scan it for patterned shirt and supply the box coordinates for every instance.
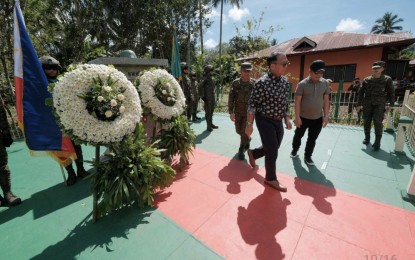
[247,71,290,118]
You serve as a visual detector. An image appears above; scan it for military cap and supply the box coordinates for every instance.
[310,60,325,72]
[204,65,213,73]
[39,56,62,70]
[372,61,385,69]
[240,62,252,71]
[180,62,188,69]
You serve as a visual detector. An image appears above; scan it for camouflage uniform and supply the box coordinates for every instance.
[179,63,193,120]
[181,74,192,119]
[358,74,394,149]
[190,73,200,121]
[200,65,217,131]
[0,95,21,206]
[228,77,255,158]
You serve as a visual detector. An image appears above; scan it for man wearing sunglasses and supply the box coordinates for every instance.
[245,52,293,192]
[290,60,330,166]
[40,56,89,186]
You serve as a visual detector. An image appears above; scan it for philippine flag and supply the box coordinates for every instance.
[14,2,76,166]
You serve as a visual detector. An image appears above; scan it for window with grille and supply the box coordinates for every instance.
[324,64,356,83]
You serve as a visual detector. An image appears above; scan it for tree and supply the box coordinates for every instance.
[371,12,404,34]
[399,44,415,60]
[212,0,243,87]
[229,11,280,73]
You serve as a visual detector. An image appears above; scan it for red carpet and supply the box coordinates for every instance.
[155,148,415,259]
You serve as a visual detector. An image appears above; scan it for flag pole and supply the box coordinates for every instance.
[60,165,67,184]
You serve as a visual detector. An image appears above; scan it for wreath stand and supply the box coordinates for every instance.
[92,145,100,223]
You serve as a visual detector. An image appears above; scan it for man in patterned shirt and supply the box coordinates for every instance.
[245,52,293,192]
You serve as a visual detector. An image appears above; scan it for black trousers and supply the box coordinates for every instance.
[251,114,284,181]
[292,116,323,157]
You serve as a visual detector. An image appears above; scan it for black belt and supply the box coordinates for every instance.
[257,113,282,121]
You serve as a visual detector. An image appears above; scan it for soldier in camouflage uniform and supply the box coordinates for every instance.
[40,56,89,185]
[0,94,21,206]
[357,61,394,150]
[228,62,255,160]
[190,71,201,121]
[180,62,192,120]
[200,65,218,131]
[214,68,222,102]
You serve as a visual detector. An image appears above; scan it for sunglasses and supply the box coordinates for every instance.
[43,65,59,70]
[272,62,290,67]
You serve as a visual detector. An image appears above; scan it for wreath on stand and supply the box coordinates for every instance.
[50,64,175,219]
[136,69,195,168]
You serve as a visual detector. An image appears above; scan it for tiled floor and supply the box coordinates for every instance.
[1,113,415,259]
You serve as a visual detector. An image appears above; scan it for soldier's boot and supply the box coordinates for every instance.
[65,164,77,186]
[75,161,89,179]
[238,145,245,160]
[362,132,370,145]
[372,135,382,151]
[0,172,21,206]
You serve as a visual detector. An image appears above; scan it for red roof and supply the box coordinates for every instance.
[238,31,415,61]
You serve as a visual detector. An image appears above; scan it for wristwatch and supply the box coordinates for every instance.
[246,121,253,125]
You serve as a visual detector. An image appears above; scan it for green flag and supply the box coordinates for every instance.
[170,29,182,80]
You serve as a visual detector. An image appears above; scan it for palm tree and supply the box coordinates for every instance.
[371,12,404,34]
[212,0,243,90]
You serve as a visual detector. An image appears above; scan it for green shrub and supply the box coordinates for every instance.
[89,123,175,217]
[155,115,196,169]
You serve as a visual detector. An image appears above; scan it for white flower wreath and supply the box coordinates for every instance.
[138,69,186,120]
[53,64,142,145]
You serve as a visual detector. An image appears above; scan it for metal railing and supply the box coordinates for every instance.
[398,91,415,154]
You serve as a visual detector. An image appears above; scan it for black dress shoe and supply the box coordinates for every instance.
[247,149,256,168]
[212,124,218,129]
[264,180,287,192]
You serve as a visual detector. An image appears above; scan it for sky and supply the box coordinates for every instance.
[203,0,415,49]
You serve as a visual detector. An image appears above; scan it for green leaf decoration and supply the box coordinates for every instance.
[90,122,176,217]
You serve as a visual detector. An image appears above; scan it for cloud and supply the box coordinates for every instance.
[336,18,365,31]
[204,39,218,49]
[206,9,220,19]
[228,6,250,21]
